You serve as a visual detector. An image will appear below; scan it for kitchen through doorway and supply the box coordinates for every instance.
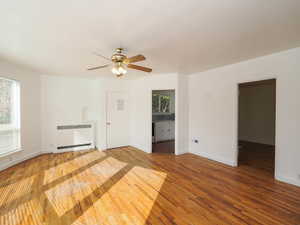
[152,90,175,154]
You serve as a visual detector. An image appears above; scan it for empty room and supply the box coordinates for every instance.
[238,79,276,174]
[0,1,300,225]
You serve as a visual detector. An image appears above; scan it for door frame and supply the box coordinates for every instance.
[105,90,130,150]
[235,78,277,174]
[150,89,177,154]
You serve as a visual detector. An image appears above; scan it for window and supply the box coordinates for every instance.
[152,93,170,113]
[0,78,20,156]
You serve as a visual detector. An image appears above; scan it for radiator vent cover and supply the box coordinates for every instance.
[56,123,95,151]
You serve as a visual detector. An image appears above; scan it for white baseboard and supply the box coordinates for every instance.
[130,144,151,154]
[41,151,54,154]
[190,150,237,167]
[191,151,299,187]
[175,150,189,155]
[1,148,298,188]
[0,148,94,172]
[275,175,300,187]
[0,151,44,172]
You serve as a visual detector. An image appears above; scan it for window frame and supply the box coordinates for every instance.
[0,77,21,157]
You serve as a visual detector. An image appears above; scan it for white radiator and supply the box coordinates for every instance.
[56,124,95,151]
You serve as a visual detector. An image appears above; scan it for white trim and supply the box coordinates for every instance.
[0,148,22,158]
[0,151,42,171]
[275,174,300,187]
[0,149,76,172]
[40,150,53,154]
[1,148,299,188]
[130,144,151,154]
[191,150,237,167]
[175,151,188,156]
[234,84,239,166]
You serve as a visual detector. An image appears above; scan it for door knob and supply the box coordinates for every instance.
[106,122,111,125]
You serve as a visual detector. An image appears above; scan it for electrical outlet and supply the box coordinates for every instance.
[193,139,199,144]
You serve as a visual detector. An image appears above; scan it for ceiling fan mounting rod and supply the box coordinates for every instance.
[116,48,124,53]
[111,48,127,63]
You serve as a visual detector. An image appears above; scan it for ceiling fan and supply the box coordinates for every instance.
[87,48,152,77]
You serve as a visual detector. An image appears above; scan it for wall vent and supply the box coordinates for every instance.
[56,123,95,151]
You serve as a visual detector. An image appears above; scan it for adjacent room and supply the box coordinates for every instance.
[238,79,276,174]
[0,1,300,225]
[152,90,175,154]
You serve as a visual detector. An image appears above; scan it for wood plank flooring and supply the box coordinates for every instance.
[152,141,175,154]
[238,141,275,174]
[0,147,299,225]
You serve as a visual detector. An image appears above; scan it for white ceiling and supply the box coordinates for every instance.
[1,0,300,77]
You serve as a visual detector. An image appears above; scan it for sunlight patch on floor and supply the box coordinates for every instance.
[44,150,107,185]
[45,156,127,217]
[71,166,167,225]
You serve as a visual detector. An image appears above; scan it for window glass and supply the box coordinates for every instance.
[152,93,170,113]
[160,95,170,112]
[0,79,13,124]
[0,78,21,155]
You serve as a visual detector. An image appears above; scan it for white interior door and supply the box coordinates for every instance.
[106,91,129,149]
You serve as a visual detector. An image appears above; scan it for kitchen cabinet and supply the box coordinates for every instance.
[154,120,175,142]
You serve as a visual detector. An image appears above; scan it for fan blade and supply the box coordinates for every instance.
[87,64,110,70]
[127,64,152,73]
[124,55,146,64]
[93,52,111,61]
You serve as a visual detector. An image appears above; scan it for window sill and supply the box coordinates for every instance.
[0,148,22,158]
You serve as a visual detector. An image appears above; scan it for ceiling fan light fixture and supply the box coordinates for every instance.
[112,63,127,76]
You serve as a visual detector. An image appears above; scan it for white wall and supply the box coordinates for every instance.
[41,74,186,154]
[0,71,130,168]
[41,75,131,152]
[177,74,189,154]
[239,82,276,145]
[0,60,42,170]
[41,75,98,152]
[188,47,300,186]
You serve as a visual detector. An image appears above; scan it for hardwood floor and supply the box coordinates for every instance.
[152,140,175,154]
[238,141,275,174]
[0,147,299,225]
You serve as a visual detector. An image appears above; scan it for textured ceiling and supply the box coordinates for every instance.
[1,0,300,78]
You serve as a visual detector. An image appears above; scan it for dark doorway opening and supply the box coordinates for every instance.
[152,90,175,154]
[238,79,276,175]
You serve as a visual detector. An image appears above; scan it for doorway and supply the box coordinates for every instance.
[238,79,276,175]
[106,91,130,149]
[152,90,175,154]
